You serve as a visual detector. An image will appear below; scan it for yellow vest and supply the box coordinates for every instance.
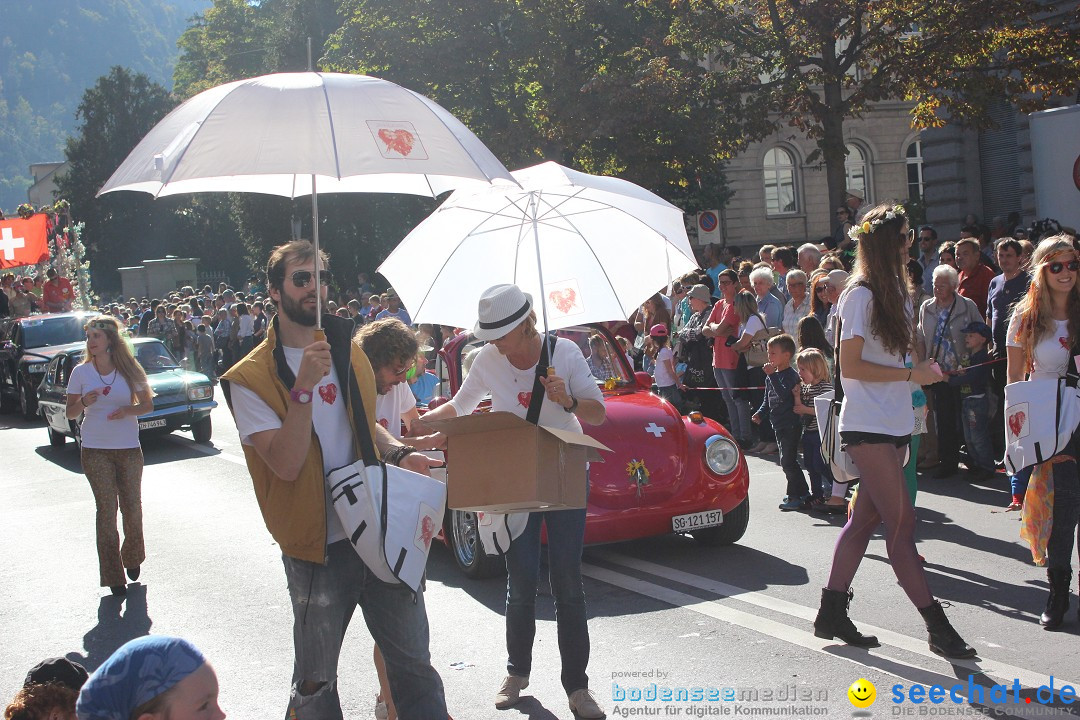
[222,316,379,563]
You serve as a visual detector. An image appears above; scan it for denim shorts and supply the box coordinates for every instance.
[840,430,911,449]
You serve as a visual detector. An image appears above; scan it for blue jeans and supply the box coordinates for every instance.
[961,394,994,471]
[505,505,589,694]
[714,368,752,443]
[280,540,446,720]
[802,431,833,499]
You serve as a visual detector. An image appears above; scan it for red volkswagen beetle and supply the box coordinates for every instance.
[430,323,750,578]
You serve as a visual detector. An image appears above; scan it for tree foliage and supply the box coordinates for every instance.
[659,0,1080,211]
[57,67,244,292]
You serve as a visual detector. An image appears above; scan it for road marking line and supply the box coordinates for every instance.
[164,435,247,466]
[583,555,1077,692]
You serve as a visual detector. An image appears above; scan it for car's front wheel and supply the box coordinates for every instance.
[192,416,212,444]
[19,379,37,421]
[691,497,749,546]
[47,424,66,447]
[446,510,506,580]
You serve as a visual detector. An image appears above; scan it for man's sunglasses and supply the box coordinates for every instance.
[290,270,333,288]
[1046,260,1080,274]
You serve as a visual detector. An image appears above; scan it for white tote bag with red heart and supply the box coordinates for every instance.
[1003,377,1080,475]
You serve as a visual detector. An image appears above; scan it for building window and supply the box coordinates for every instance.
[906,140,924,201]
[845,143,870,204]
[763,147,797,215]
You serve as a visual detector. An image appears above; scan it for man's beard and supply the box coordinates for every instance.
[280,290,317,327]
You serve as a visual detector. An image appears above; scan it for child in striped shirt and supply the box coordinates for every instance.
[792,348,837,510]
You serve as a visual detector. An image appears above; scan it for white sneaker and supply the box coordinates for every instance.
[495,675,529,709]
[569,688,606,718]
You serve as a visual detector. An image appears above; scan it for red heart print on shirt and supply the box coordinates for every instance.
[102,387,111,396]
[1060,337,1070,350]
[318,383,338,405]
[517,391,532,408]
[378,418,389,429]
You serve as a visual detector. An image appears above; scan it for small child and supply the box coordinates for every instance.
[949,321,995,480]
[792,348,840,511]
[752,334,811,511]
[646,324,686,413]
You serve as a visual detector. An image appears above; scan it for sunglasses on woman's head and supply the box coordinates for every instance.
[1046,260,1080,274]
[290,270,333,288]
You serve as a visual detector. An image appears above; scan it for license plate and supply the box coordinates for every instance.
[672,509,723,533]
[139,418,167,430]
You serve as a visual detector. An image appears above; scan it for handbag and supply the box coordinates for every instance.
[476,334,555,557]
[325,358,447,593]
[743,313,782,368]
[1003,375,1080,475]
[815,307,860,484]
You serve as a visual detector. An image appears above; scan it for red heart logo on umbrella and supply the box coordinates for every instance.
[318,383,338,405]
[1008,410,1026,438]
[377,128,415,157]
[548,288,578,314]
[517,391,531,408]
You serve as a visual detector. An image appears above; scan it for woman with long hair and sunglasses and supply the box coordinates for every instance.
[65,316,154,596]
[812,203,977,658]
[1007,236,1080,629]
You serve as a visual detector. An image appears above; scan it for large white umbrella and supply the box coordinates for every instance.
[98,71,515,324]
[378,161,698,331]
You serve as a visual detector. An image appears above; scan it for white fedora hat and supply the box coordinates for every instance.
[473,284,533,341]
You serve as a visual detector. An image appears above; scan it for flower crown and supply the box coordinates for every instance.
[848,205,907,240]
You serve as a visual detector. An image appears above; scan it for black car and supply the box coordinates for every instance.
[0,312,96,420]
[37,337,217,448]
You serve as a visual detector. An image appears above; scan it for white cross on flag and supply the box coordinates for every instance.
[0,215,49,269]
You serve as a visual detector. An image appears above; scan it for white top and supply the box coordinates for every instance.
[739,314,765,340]
[237,314,255,338]
[653,346,677,386]
[836,285,914,436]
[231,346,353,543]
[448,337,605,432]
[1007,314,1070,381]
[68,363,142,449]
[375,381,416,439]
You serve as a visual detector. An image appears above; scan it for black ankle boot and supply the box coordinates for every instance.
[1040,567,1071,630]
[813,588,880,647]
[918,600,976,658]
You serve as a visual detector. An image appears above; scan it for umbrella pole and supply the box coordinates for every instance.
[311,173,322,330]
[528,191,554,365]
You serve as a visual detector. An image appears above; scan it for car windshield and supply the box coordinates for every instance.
[21,316,89,349]
[135,342,181,373]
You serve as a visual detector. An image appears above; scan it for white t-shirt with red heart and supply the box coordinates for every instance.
[447,336,605,432]
[67,362,142,449]
[375,381,416,439]
[231,345,355,544]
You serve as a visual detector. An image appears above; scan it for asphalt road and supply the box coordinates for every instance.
[1,403,1078,719]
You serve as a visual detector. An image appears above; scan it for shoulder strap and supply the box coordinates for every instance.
[526,334,554,425]
[833,310,844,402]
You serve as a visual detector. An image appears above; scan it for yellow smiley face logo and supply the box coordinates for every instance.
[848,679,876,708]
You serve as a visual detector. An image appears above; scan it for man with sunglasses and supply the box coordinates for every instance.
[221,240,447,720]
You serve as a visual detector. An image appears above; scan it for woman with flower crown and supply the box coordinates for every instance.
[64,315,155,596]
[812,203,977,659]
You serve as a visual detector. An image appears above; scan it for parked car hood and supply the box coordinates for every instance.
[20,342,85,364]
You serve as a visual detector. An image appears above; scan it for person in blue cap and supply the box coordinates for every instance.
[76,636,223,720]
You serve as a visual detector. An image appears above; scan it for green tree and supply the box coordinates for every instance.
[661,0,1080,213]
[324,0,737,211]
[56,66,238,292]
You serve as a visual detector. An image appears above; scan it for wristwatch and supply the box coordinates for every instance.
[290,387,313,404]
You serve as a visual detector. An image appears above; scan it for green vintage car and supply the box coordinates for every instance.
[37,337,217,448]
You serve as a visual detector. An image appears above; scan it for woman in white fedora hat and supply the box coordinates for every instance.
[417,283,607,718]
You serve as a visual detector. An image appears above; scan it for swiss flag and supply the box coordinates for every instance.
[0,215,49,269]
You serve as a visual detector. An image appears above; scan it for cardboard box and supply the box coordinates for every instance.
[425,411,610,512]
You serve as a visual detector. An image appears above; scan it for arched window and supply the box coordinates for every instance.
[906,140,924,201]
[845,143,870,204]
[763,147,797,216]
